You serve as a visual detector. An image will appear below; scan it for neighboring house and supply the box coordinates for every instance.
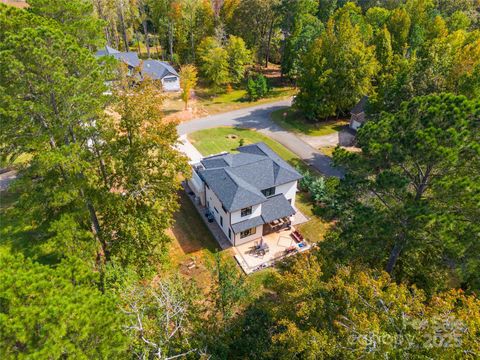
[349,96,368,131]
[187,142,303,247]
[142,59,180,91]
[95,46,180,91]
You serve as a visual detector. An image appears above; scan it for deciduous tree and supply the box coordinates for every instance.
[197,36,230,90]
[295,5,378,119]
[180,64,198,109]
[267,255,480,359]
[226,35,251,84]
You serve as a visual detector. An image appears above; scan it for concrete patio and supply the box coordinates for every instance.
[234,227,311,274]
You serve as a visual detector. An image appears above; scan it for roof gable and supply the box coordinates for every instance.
[141,60,179,80]
[351,96,368,115]
[198,142,302,211]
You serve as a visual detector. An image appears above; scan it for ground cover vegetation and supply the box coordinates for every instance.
[0,1,479,359]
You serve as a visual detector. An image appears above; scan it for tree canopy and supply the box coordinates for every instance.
[324,94,480,293]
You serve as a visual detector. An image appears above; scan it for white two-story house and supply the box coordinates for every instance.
[187,142,302,246]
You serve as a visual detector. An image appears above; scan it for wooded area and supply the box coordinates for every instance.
[0,0,479,359]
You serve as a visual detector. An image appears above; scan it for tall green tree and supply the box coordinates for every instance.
[99,78,190,273]
[226,35,251,85]
[0,6,189,274]
[0,255,127,358]
[227,0,281,66]
[326,94,480,293]
[0,20,110,265]
[27,0,105,49]
[295,4,378,119]
[279,0,324,79]
[197,36,230,90]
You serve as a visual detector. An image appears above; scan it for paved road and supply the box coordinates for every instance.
[177,99,344,177]
[0,169,17,191]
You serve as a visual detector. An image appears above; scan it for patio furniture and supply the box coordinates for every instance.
[255,242,270,256]
[284,246,297,255]
[291,230,305,243]
[206,211,214,223]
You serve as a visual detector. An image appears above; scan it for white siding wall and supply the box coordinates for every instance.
[349,113,364,131]
[161,76,180,91]
[187,170,205,206]
[350,119,361,131]
[234,225,263,246]
[204,180,299,246]
[273,181,298,208]
[205,186,232,242]
[230,203,262,224]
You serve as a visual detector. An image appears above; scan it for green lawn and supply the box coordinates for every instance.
[188,127,329,244]
[319,146,337,157]
[271,108,349,136]
[189,127,299,162]
[197,87,295,106]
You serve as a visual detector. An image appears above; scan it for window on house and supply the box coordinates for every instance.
[241,206,252,217]
[261,187,275,197]
[221,205,227,213]
[228,228,231,239]
[163,77,177,83]
[214,207,219,213]
[240,227,256,239]
[220,216,223,227]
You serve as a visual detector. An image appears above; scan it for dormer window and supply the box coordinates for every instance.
[261,186,275,197]
[241,206,252,217]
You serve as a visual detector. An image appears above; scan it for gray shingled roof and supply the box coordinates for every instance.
[142,59,179,80]
[112,52,141,68]
[261,194,296,223]
[231,216,264,233]
[230,194,295,233]
[200,168,266,211]
[351,96,368,115]
[95,48,179,80]
[94,46,141,68]
[198,142,302,212]
[95,45,120,57]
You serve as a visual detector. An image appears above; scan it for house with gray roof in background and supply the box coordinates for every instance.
[187,142,303,247]
[95,46,180,91]
[349,95,368,131]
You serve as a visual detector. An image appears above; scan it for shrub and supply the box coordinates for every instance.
[246,74,269,101]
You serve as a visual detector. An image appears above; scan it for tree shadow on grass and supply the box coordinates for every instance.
[171,191,220,255]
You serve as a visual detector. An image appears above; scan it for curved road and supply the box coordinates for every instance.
[177,99,344,177]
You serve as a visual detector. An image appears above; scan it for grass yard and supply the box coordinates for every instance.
[197,86,295,109]
[271,108,349,137]
[319,146,337,157]
[167,191,222,287]
[188,127,330,244]
[168,191,275,292]
[188,127,299,163]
